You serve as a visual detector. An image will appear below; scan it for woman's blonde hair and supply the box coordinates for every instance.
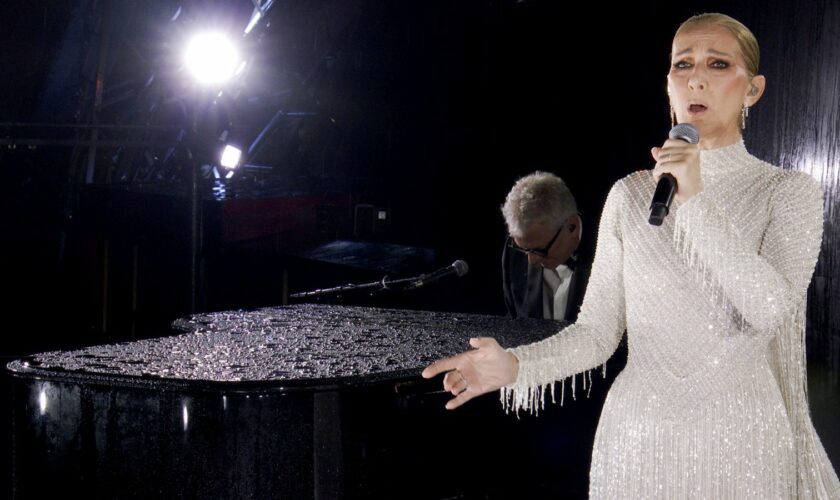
[676,13,760,77]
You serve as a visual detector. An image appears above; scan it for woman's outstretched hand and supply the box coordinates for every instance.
[421,337,519,410]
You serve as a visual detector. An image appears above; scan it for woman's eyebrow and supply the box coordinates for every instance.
[672,47,733,57]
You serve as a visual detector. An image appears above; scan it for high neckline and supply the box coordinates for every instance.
[699,139,752,175]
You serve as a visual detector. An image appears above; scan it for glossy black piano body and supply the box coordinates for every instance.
[7,304,616,499]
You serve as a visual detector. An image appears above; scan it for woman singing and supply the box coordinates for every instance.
[423,13,840,498]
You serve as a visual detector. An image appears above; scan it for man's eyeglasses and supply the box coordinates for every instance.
[507,225,564,258]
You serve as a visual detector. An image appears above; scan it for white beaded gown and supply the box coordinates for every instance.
[501,141,840,499]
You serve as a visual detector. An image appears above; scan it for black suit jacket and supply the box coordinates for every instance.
[501,238,590,321]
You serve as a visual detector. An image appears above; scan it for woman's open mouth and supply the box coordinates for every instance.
[688,104,708,115]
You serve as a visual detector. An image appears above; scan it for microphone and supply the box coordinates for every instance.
[405,260,469,290]
[648,123,700,226]
[289,260,469,299]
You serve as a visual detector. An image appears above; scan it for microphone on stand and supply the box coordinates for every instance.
[404,260,469,290]
[648,123,700,226]
[289,260,469,299]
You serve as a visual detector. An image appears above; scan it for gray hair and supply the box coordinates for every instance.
[501,171,577,238]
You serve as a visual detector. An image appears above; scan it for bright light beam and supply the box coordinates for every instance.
[220,145,242,169]
[184,33,239,85]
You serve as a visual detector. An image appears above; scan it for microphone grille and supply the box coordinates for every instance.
[452,260,469,277]
[669,123,700,144]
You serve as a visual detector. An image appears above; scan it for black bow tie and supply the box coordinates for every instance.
[564,255,578,272]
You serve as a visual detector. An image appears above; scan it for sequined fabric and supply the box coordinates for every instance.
[501,141,840,499]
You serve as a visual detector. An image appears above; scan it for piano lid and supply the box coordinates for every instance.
[6,304,565,391]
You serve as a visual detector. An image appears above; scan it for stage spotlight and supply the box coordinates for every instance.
[184,33,239,85]
[220,144,242,169]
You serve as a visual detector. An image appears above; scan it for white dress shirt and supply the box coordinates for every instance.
[542,263,574,320]
[541,218,582,320]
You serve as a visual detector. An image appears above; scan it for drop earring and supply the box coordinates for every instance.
[741,105,749,130]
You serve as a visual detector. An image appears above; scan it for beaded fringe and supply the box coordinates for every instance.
[674,193,840,498]
[500,362,605,417]
[672,196,751,333]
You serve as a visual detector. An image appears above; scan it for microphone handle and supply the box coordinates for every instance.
[648,173,676,226]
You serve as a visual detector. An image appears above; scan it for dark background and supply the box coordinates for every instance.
[1,0,838,497]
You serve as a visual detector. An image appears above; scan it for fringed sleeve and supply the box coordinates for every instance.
[501,180,627,415]
[674,170,840,497]
[672,170,823,334]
